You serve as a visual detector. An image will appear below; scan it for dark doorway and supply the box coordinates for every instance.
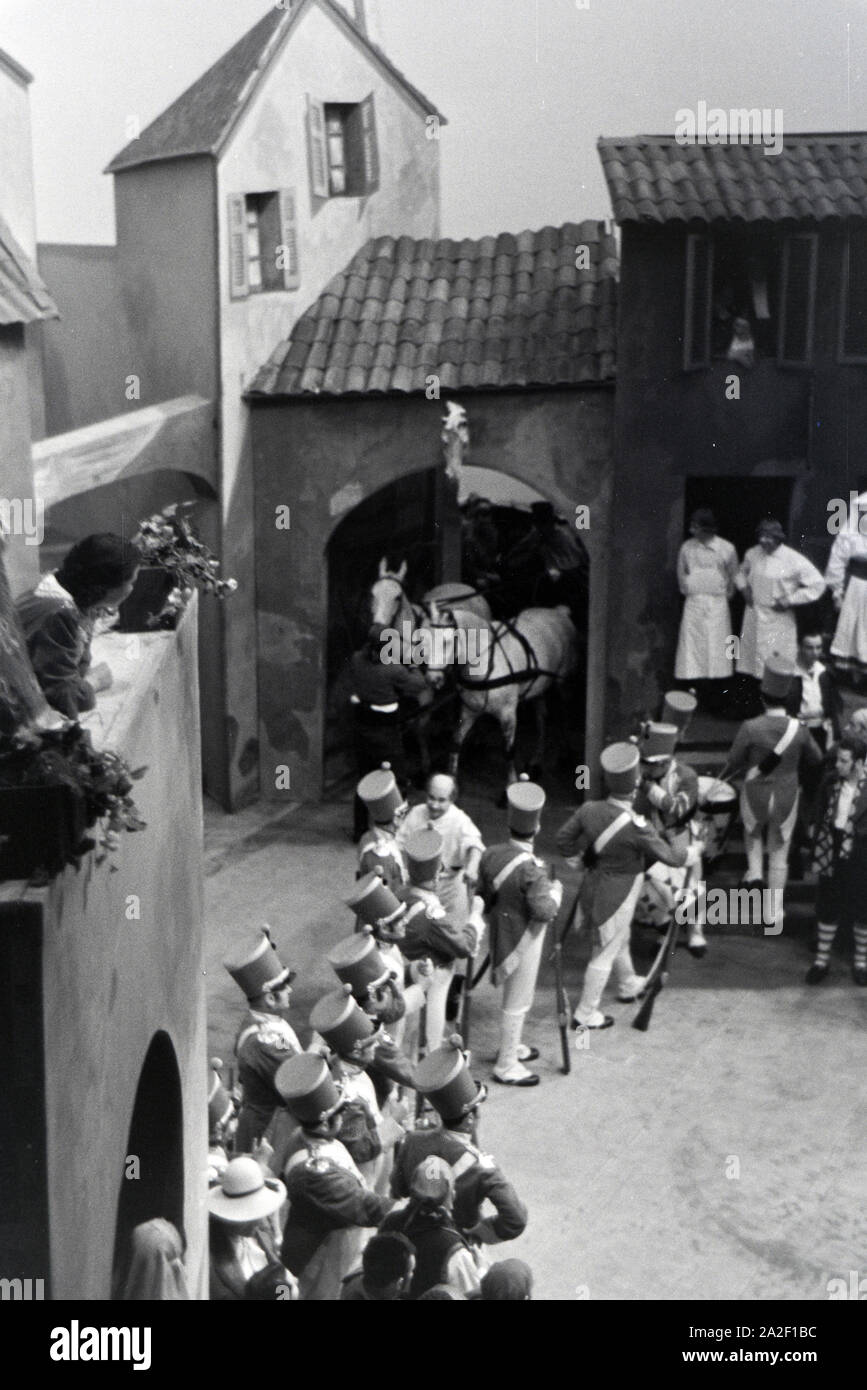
[111,1031,184,1298]
[683,475,796,560]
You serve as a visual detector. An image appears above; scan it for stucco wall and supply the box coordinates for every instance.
[0,325,40,595]
[611,222,867,733]
[0,600,208,1298]
[251,387,614,801]
[216,0,441,808]
[0,57,36,256]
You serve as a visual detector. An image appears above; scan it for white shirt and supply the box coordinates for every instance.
[834,779,857,830]
[797,662,826,724]
[398,802,485,875]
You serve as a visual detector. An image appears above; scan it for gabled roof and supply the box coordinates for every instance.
[247,221,617,398]
[599,133,867,225]
[0,214,59,326]
[106,0,444,174]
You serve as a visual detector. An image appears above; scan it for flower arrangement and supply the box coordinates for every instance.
[133,503,237,627]
[0,722,147,871]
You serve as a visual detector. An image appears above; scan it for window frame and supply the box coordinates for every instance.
[777,231,818,367]
[838,226,867,364]
[683,231,714,371]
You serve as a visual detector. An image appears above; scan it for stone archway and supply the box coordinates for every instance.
[111,1030,184,1298]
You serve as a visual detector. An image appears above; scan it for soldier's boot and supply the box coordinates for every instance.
[493,1008,539,1087]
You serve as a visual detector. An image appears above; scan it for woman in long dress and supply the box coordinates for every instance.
[826,491,867,687]
[734,518,825,680]
[674,510,738,698]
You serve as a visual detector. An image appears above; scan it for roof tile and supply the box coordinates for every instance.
[247,219,617,398]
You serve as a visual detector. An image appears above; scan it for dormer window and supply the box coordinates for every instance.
[307,94,380,200]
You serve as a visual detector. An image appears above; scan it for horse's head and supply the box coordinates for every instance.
[422,599,459,689]
[370,557,408,628]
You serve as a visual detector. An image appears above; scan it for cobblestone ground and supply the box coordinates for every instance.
[204,784,867,1302]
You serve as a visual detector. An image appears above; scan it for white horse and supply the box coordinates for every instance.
[421,601,578,783]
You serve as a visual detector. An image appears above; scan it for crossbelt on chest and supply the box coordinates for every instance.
[745,718,799,781]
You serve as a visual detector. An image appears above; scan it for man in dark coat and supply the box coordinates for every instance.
[805,735,867,986]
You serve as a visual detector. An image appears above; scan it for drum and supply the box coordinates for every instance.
[696,776,736,864]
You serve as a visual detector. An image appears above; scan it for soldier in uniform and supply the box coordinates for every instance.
[557,743,702,1032]
[275,1053,394,1302]
[391,1038,528,1251]
[328,929,418,1098]
[349,623,430,841]
[727,656,824,932]
[478,779,563,1086]
[355,765,408,899]
[633,720,706,957]
[397,829,485,1052]
[224,930,302,1151]
[380,1155,481,1299]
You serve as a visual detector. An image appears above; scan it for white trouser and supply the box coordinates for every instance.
[575,875,644,1024]
[495,924,548,1073]
[741,788,798,903]
[424,963,454,1052]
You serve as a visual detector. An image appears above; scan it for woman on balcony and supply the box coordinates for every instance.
[15,533,140,719]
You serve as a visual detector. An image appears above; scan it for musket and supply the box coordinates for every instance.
[632,864,695,1032]
[458,952,490,1051]
[548,892,578,1074]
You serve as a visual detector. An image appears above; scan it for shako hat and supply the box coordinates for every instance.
[207,1156,286,1223]
[638,721,679,762]
[601,742,640,796]
[274,1053,344,1128]
[661,690,697,733]
[410,1155,455,1206]
[328,927,394,998]
[507,776,545,836]
[224,928,293,1001]
[346,873,405,928]
[416,1035,485,1121]
[357,766,403,824]
[310,985,375,1057]
[761,655,795,702]
[208,1058,234,1133]
[405,829,442,884]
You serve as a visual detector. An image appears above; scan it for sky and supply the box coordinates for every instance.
[3,0,867,245]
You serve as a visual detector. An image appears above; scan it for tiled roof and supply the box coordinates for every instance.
[248,221,617,398]
[599,133,867,225]
[106,0,444,174]
[0,215,59,326]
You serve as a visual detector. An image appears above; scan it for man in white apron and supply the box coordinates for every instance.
[826,491,867,686]
[556,743,701,1032]
[675,509,738,700]
[727,657,824,933]
[734,519,825,681]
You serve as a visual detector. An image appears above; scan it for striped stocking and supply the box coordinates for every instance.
[814,922,837,967]
[854,924,867,971]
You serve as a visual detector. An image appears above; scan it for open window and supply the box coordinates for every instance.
[227,190,300,299]
[839,226,867,362]
[307,93,380,200]
[684,228,784,370]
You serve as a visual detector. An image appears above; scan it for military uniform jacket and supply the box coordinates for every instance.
[728,712,823,825]
[478,841,560,981]
[633,760,699,848]
[396,885,476,967]
[391,1127,527,1241]
[280,1138,393,1275]
[234,1011,302,1132]
[556,800,689,929]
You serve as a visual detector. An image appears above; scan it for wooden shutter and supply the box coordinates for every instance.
[278,188,300,291]
[307,96,329,198]
[683,233,712,369]
[227,193,249,299]
[778,233,817,365]
[360,92,379,195]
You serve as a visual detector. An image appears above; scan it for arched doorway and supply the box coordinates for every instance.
[324,466,589,796]
[111,1031,184,1298]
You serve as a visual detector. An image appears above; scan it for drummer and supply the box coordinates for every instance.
[633,713,707,957]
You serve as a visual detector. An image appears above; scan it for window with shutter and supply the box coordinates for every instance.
[278,188,300,291]
[778,233,817,365]
[228,193,249,299]
[360,93,379,195]
[683,233,713,369]
[307,96,329,199]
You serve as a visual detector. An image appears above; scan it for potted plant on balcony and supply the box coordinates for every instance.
[0,723,147,881]
[116,503,237,632]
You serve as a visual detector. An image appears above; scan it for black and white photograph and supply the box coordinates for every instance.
[1,0,866,1350]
